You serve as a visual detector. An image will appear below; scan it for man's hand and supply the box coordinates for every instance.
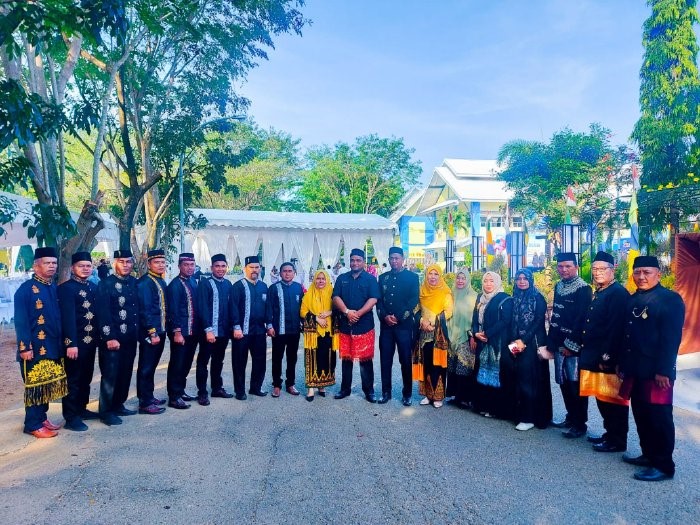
[233,329,244,340]
[66,346,79,360]
[267,327,276,337]
[20,350,34,361]
[475,331,488,343]
[106,339,120,351]
[205,332,216,344]
[384,314,398,326]
[173,332,185,345]
[150,334,161,345]
[347,310,360,324]
[655,374,671,390]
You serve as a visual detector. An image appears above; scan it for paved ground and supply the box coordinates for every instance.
[1,339,699,524]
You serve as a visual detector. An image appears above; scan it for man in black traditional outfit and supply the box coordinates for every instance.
[166,252,200,409]
[196,253,234,405]
[58,251,100,431]
[135,249,168,415]
[266,261,304,398]
[579,251,630,452]
[377,246,419,406]
[332,248,380,403]
[97,249,139,425]
[621,256,685,482]
[14,246,65,438]
[548,252,592,438]
[230,255,269,400]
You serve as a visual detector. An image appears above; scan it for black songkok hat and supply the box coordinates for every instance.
[350,248,365,258]
[633,255,660,269]
[279,261,296,272]
[147,249,166,260]
[178,252,195,263]
[71,251,92,265]
[244,255,260,266]
[211,254,227,264]
[388,246,404,257]
[113,249,133,259]
[592,251,614,265]
[34,247,58,260]
[556,252,578,265]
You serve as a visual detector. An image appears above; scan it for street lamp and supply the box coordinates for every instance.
[561,223,581,263]
[178,115,246,252]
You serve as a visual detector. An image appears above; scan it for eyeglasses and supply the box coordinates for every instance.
[591,266,613,273]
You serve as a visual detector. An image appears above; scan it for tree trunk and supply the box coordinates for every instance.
[58,192,106,283]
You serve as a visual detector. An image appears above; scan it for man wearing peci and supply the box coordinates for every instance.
[377,246,419,406]
[332,248,380,403]
[621,256,685,482]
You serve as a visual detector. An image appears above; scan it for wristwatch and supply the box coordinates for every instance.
[344,308,349,315]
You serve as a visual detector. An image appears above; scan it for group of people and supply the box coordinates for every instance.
[15,244,684,482]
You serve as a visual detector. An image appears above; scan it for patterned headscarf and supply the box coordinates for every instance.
[512,268,541,338]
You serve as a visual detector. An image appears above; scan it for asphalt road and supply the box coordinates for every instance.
[1,339,698,525]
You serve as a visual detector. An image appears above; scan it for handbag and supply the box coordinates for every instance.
[477,343,501,387]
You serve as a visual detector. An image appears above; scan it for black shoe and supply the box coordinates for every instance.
[181,392,196,402]
[402,397,412,407]
[306,395,314,402]
[211,388,234,399]
[248,390,268,397]
[198,395,210,406]
[318,390,326,397]
[151,397,167,406]
[622,454,652,467]
[64,419,88,432]
[168,398,191,409]
[378,393,391,404]
[562,427,586,439]
[334,391,350,400]
[633,467,673,482]
[115,406,137,416]
[365,393,377,403]
[235,393,248,401]
[592,441,627,453]
[101,414,122,426]
[551,418,572,429]
[587,434,606,444]
[80,409,100,420]
[138,404,166,415]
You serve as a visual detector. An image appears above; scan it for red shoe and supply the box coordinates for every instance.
[43,419,61,431]
[28,427,58,438]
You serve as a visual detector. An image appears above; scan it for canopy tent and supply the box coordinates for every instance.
[184,209,396,283]
[675,233,700,354]
[0,191,119,252]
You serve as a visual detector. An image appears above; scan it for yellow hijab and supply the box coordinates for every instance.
[419,264,453,321]
[301,269,334,336]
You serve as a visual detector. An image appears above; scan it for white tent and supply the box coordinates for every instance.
[184,209,396,283]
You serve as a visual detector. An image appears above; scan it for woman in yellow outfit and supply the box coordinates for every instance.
[300,269,339,401]
[412,264,453,408]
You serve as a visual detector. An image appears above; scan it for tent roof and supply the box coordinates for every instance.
[417,159,513,213]
[189,209,396,231]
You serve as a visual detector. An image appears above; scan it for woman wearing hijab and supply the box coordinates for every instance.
[446,268,479,408]
[412,264,453,408]
[300,270,338,401]
[508,268,553,430]
[470,270,513,419]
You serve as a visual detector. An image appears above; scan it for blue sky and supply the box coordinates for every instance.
[238,1,649,182]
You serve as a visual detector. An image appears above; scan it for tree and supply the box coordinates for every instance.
[631,0,700,248]
[77,0,307,262]
[298,134,422,216]
[497,124,632,251]
[0,0,130,281]
[194,122,301,210]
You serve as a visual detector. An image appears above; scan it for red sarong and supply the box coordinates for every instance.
[339,330,375,361]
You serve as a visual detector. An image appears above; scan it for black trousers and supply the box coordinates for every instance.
[62,343,97,422]
[167,334,199,400]
[232,333,267,395]
[271,333,300,388]
[379,327,413,398]
[631,387,675,475]
[596,398,629,447]
[99,340,137,415]
[197,336,229,395]
[19,361,48,432]
[137,335,166,406]
[114,340,138,408]
[340,359,375,396]
[560,380,588,430]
